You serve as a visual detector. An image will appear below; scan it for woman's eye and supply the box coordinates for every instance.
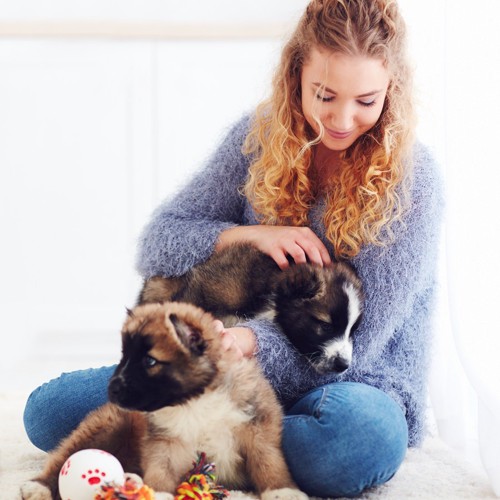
[143,355,158,368]
[316,94,334,103]
[358,100,376,107]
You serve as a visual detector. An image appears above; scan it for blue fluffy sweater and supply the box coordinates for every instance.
[136,115,444,447]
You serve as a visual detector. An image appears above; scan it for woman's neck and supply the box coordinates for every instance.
[311,144,343,193]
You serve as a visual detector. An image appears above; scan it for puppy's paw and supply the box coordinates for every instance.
[123,474,174,500]
[261,487,309,500]
[124,472,144,485]
[20,481,53,500]
[154,493,175,500]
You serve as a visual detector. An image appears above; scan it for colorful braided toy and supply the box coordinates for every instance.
[175,453,229,500]
[95,475,155,500]
[94,453,229,500]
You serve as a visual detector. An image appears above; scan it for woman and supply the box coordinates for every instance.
[24,0,443,497]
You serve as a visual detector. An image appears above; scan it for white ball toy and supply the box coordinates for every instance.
[58,449,125,500]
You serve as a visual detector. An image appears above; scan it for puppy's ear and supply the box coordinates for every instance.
[276,265,322,300]
[169,314,207,356]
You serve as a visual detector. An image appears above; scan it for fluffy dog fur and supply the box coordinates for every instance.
[139,242,364,373]
[21,302,307,500]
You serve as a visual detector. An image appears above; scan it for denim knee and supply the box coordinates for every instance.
[282,382,408,498]
[23,366,116,452]
[23,385,48,451]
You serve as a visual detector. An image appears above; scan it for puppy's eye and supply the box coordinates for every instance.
[143,355,158,368]
[312,317,331,329]
[312,318,333,336]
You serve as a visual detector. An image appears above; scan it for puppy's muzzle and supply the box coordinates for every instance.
[108,375,127,404]
[313,355,350,374]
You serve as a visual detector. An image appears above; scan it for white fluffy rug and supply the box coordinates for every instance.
[1,391,496,500]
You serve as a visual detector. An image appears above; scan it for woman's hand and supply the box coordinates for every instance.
[217,225,332,270]
[213,320,256,360]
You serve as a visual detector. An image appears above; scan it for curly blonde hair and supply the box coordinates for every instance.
[243,0,416,259]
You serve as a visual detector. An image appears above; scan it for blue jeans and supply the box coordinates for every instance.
[24,367,408,498]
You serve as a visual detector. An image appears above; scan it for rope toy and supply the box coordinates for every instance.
[175,452,229,500]
[93,453,229,500]
[95,475,155,500]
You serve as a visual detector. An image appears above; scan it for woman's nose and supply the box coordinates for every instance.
[330,106,354,131]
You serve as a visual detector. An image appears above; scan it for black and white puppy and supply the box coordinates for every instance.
[139,242,364,374]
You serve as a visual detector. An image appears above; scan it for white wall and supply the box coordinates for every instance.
[0,0,307,24]
[0,5,295,389]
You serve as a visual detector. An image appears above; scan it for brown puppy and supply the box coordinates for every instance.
[140,242,364,374]
[21,302,307,500]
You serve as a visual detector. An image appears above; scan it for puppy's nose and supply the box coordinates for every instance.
[313,356,350,374]
[108,377,125,402]
[332,357,350,373]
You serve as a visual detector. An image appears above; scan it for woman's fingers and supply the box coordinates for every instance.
[218,325,244,361]
[270,227,332,268]
[218,225,332,269]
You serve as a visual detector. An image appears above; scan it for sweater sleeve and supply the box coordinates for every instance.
[243,318,327,405]
[349,146,444,446]
[351,143,444,366]
[136,115,253,278]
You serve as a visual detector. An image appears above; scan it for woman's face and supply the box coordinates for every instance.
[301,48,390,151]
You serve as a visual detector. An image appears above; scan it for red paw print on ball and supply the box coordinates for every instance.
[81,469,107,486]
[60,459,71,476]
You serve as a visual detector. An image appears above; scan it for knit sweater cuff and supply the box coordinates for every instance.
[239,318,320,407]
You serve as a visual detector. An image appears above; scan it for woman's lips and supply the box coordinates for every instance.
[326,128,352,139]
